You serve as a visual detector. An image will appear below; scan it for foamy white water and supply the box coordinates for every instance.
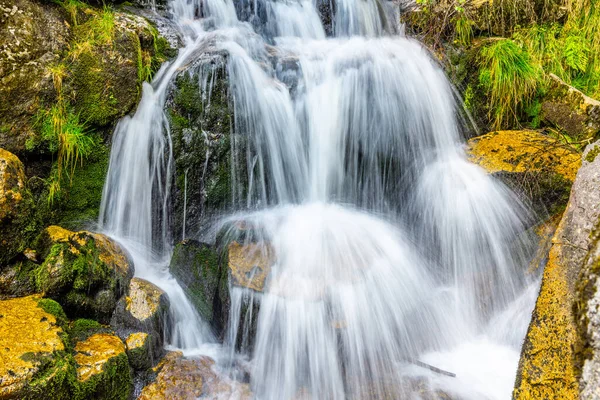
[98,0,541,398]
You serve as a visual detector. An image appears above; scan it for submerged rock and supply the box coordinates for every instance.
[73,333,132,400]
[138,351,251,399]
[31,226,133,322]
[514,140,600,399]
[542,74,600,143]
[0,296,72,399]
[467,130,581,214]
[111,277,169,366]
[0,148,35,264]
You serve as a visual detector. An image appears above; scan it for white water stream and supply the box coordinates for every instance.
[99,0,541,398]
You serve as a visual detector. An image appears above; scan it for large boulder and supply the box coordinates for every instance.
[30,226,134,322]
[467,130,581,214]
[111,277,169,366]
[138,351,251,399]
[0,0,69,155]
[513,140,600,399]
[0,296,72,399]
[541,74,600,143]
[72,333,132,400]
[0,148,35,264]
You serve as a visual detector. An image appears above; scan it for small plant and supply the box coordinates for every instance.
[478,39,541,129]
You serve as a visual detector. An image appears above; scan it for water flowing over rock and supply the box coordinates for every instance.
[96,0,543,398]
[514,140,600,399]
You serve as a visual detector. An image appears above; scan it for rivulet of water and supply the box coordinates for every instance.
[98,0,541,398]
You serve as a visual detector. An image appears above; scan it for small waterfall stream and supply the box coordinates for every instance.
[99,0,541,398]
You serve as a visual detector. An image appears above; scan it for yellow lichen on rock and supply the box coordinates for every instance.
[467,130,581,181]
[74,333,126,382]
[228,241,273,292]
[126,278,166,322]
[513,247,579,399]
[0,295,65,397]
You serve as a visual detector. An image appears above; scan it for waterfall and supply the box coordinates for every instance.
[99,0,540,398]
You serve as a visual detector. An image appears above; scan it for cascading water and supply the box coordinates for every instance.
[99,0,542,398]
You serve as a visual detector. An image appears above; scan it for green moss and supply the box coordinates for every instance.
[72,352,132,400]
[69,319,107,342]
[585,145,600,163]
[37,298,68,328]
[24,353,77,400]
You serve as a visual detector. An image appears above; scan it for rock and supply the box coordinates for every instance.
[138,351,251,399]
[31,226,133,323]
[125,332,153,370]
[111,278,169,365]
[0,148,35,264]
[0,296,72,399]
[513,140,600,399]
[228,241,273,292]
[169,240,229,334]
[0,0,69,155]
[542,74,600,143]
[73,333,133,400]
[467,130,581,214]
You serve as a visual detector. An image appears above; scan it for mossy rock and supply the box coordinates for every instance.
[72,333,132,400]
[467,130,581,214]
[31,226,133,323]
[166,56,238,241]
[0,0,69,156]
[169,240,229,336]
[125,332,153,370]
[0,296,72,399]
[514,140,600,399]
[0,148,36,265]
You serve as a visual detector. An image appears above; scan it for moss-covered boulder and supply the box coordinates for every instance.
[541,74,600,143]
[72,333,132,400]
[138,351,251,399]
[0,0,69,155]
[467,130,581,214]
[111,277,169,366]
[0,148,36,264]
[125,332,153,370]
[513,140,600,399]
[169,240,229,334]
[0,296,73,399]
[31,226,133,322]
[166,53,238,241]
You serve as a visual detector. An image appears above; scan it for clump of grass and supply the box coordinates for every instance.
[478,38,541,129]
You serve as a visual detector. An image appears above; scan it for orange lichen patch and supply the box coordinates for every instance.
[0,295,65,397]
[125,278,165,322]
[529,213,563,273]
[139,352,251,400]
[513,246,579,399]
[228,241,274,292]
[467,130,581,181]
[74,333,126,382]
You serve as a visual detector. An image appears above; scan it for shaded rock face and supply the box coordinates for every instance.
[542,74,600,143]
[73,333,132,400]
[167,54,237,242]
[467,130,581,215]
[514,140,600,399]
[24,226,134,323]
[0,0,69,155]
[138,351,251,400]
[111,277,169,366]
[0,296,71,399]
[0,148,35,264]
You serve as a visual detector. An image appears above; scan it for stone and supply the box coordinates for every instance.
[542,74,600,142]
[111,278,169,364]
[228,241,273,292]
[467,130,581,214]
[0,148,35,264]
[138,351,251,399]
[0,296,71,399]
[125,332,152,370]
[513,140,600,399]
[31,226,134,323]
[73,333,132,400]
